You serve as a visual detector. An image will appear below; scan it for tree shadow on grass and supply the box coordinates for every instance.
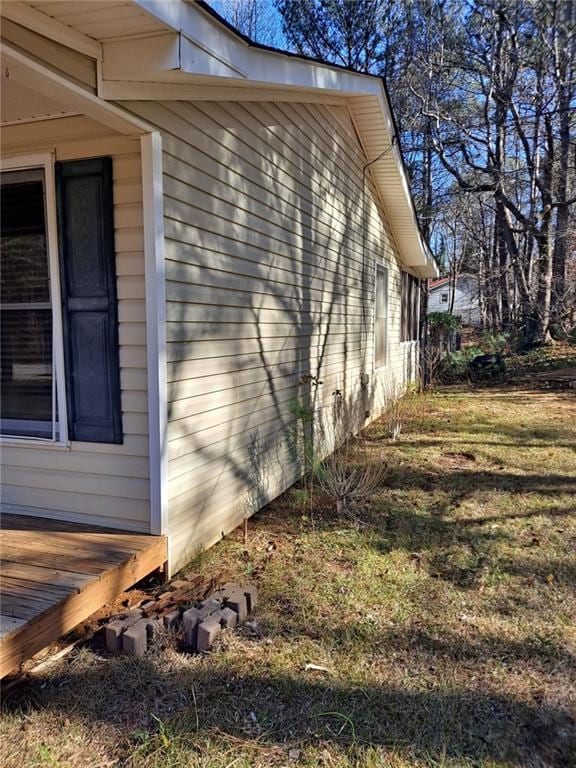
[3,654,575,767]
[382,464,576,502]
[390,437,576,449]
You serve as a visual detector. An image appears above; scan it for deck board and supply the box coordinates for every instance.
[0,560,95,590]
[0,514,167,677]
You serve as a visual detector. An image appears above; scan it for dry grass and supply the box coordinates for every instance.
[1,382,575,768]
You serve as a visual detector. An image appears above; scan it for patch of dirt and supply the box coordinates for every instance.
[441,450,477,469]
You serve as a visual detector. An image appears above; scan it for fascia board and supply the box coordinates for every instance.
[128,0,437,275]
[1,1,103,60]
[1,43,153,136]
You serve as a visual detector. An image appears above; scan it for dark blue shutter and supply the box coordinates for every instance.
[56,158,122,444]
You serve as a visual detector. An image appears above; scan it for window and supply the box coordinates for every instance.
[0,160,66,441]
[1,155,122,445]
[441,292,449,303]
[374,264,388,367]
[400,271,420,341]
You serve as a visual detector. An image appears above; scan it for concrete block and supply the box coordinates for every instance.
[243,585,258,613]
[122,619,148,656]
[182,607,200,647]
[183,597,222,647]
[220,607,238,629]
[199,596,222,613]
[181,606,202,647]
[163,609,181,629]
[210,584,238,602]
[145,617,163,640]
[105,620,126,653]
[109,607,143,622]
[224,591,248,622]
[105,610,144,652]
[197,616,222,652]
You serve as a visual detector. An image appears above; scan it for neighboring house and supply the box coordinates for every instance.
[0,0,438,575]
[428,274,481,326]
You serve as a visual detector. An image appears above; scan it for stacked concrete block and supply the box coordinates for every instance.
[197,615,222,652]
[102,582,257,656]
[104,608,144,652]
[220,607,238,629]
[122,620,148,656]
[163,609,180,630]
[182,600,220,647]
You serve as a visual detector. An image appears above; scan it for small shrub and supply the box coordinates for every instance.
[420,342,446,389]
[482,332,510,355]
[439,346,483,383]
[383,382,404,441]
[313,407,388,522]
[314,443,388,522]
[427,312,462,334]
[288,487,310,512]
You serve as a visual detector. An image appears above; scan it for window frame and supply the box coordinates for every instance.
[374,262,389,369]
[400,271,420,343]
[1,153,68,446]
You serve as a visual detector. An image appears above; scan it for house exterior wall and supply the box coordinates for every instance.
[126,99,419,571]
[1,115,151,532]
[428,277,481,326]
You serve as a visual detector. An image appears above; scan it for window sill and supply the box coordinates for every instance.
[0,436,71,450]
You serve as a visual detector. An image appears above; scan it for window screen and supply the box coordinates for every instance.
[400,271,420,341]
[375,264,388,367]
[0,169,56,439]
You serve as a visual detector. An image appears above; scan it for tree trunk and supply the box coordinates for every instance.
[551,83,572,329]
[496,199,510,329]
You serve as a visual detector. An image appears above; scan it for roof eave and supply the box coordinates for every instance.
[3,0,437,276]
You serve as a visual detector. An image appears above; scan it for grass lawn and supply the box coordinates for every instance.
[1,382,575,768]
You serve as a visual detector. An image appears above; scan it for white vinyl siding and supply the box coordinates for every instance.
[125,99,419,570]
[0,115,150,532]
[428,277,481,326]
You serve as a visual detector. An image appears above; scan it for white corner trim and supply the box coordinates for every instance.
[141,132,168,541]
[2,2,103,60]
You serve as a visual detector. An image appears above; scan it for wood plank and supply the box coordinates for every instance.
[1,512,115,533]
[1,575,76,601]
[0,615,27,640]
[1,592,60,622]
[1,536,140,563]
[1,514,153,546]
[0,544,134,575]
[0,535,167,677]
[0,560,94,591]
[1,527,155,553]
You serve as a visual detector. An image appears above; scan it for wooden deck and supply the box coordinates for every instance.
[0,514,167,678]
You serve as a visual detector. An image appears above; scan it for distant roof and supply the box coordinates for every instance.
[429,277,451,289]
[429,274,475,290]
